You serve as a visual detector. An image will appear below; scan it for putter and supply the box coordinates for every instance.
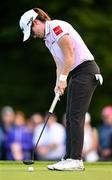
[23,92,60,165]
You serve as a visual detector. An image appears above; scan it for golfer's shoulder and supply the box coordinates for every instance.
[49,19,69,29]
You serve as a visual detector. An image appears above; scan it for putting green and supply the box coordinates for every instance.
[0,161,112,180]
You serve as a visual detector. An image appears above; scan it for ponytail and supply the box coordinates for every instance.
[33,8,51,22]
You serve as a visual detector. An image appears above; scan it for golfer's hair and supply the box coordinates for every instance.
[33,8,51,22]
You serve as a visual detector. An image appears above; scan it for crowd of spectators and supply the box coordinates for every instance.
[0,105,112,162]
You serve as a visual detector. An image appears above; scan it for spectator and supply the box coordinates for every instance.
[27,113,44,134]
[5,111,33,160]
[33,113,66,160]
[99,106,112,161]
[0,106,15,159]
[82,112,99,162]
[0,106,15,132]
[30,112,44,127]
[0,127,4,159]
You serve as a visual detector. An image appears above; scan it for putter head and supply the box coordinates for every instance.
[23,160,34,165]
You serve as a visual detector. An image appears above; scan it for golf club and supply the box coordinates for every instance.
[23,92,60,165]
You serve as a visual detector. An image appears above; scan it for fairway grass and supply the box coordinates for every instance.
[0,161,112,180]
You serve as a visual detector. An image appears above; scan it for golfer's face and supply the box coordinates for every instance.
[31,21,44,39]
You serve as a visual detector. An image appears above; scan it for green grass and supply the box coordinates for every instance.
[0,161,112,180]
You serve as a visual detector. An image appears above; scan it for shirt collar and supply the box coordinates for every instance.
[45,21,50,38]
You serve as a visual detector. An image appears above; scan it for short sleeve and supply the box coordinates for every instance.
[50,20,69,42]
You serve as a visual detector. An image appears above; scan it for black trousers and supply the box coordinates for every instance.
[64,60,100,160]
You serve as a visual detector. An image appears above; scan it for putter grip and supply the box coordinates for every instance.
[49,92,60,113]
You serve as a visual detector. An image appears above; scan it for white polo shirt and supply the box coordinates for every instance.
[44,20,94,70]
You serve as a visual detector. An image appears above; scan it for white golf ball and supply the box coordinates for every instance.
[28,166,34,172]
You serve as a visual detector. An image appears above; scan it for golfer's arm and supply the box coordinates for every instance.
[56,64,63,83]
[53,57,63,84]
[58,34,74,76]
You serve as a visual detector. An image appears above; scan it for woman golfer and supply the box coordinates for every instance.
[19,8,103,171]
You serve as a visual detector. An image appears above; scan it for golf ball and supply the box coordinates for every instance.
[28,166,34,172]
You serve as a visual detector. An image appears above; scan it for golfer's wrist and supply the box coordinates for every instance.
[59,74,67,82]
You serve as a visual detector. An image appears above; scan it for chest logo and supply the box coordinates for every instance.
[53,26,63,36]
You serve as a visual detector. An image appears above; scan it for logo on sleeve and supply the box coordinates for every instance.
[53,26,63,36]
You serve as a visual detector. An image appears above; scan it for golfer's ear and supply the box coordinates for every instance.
[33,19,38,24]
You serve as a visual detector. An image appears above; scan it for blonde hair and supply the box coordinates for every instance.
[33,8,51,22]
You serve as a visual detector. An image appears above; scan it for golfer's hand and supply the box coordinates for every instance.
[57,80,67,96]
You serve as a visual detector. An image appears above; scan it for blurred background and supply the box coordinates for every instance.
[0,0,112,161]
